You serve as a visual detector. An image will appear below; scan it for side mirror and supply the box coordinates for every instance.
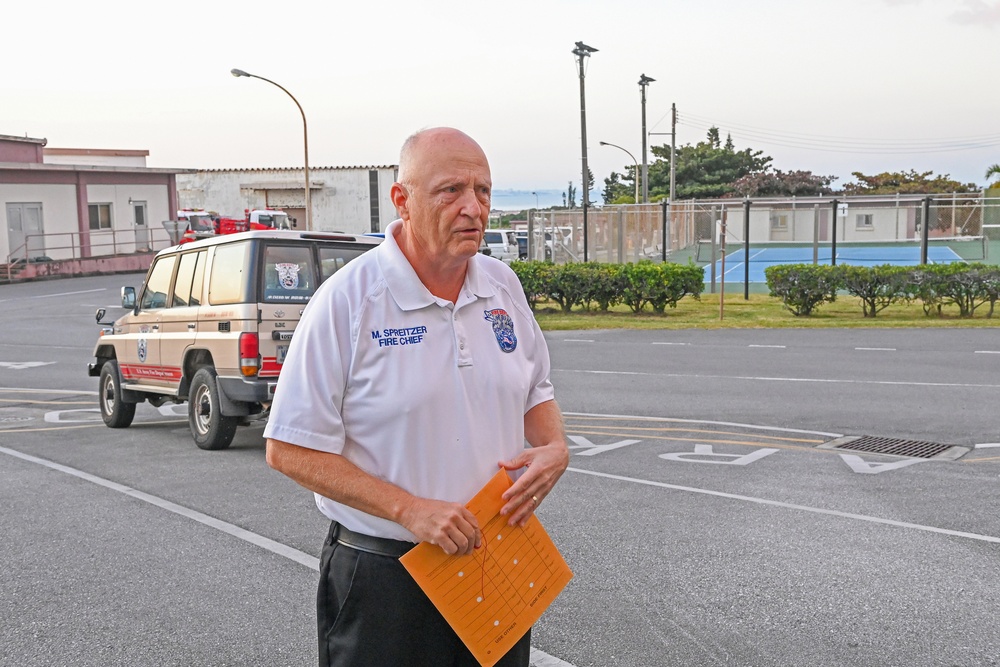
[121,286,136,309]
[95,308,106,323]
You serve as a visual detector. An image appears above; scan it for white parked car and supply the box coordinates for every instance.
[483,230,519,264]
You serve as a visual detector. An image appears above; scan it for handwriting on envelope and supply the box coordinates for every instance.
[400,469,573,667]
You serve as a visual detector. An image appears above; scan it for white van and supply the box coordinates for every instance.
[483,230,519,264]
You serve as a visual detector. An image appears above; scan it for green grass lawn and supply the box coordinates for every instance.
[532,293,1000,330]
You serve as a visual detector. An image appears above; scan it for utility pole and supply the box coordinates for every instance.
[573,41,598,262]
[670,102,677,204]
[638,74,654,203]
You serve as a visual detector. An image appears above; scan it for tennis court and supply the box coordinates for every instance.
[701,239,982,284]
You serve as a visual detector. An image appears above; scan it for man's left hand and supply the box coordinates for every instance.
[497,436,569,527]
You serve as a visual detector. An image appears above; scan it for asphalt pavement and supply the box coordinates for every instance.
[2,274,999,666]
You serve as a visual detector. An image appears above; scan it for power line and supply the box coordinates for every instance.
[675,112,1000,154]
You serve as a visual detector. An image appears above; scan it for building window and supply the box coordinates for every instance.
[856,213,873,230]
[769,213,788,231]
[369,170,380,233]
[88,204,113,230]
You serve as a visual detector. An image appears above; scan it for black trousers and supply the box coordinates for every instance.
[317,521,531,667]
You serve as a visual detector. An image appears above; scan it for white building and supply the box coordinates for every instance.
[177,166,398,234]
[1,134,188,273]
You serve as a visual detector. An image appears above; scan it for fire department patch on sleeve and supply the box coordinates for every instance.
[484,308,517,353]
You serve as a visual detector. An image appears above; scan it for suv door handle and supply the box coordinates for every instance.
[151,325,159,331]
[188,323,196,330]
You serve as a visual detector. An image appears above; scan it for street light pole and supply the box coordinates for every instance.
[638,74,655,203]
[231,68,311,231]
[599,141,639,204]
[572,41,597,262]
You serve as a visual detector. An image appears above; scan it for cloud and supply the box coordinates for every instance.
[951,0,1000,24]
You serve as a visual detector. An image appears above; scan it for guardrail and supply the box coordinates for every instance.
[2,227,174,283]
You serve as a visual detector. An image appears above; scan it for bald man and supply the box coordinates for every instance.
[265,128,569,667]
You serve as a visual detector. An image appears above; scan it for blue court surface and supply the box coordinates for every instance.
[703,244,963,283]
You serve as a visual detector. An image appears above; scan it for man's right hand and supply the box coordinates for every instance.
[266,440,481,556]
[399,498,482,556]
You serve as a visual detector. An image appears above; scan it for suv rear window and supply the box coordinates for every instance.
[262,244,315,303]
[319,246,368,282]
[484,231,503,244]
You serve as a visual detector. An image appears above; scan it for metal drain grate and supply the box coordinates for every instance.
[833,435,953,459]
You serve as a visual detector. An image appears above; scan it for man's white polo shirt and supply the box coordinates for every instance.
[264,220,555,541]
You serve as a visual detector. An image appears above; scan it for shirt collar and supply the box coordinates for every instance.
[377,220,496,311]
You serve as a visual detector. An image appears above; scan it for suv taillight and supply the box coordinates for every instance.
[239,332,260,377]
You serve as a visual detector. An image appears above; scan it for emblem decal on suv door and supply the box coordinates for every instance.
[137,338,148,363]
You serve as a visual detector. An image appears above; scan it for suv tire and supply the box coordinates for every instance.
[188,367,238,450]
[99,360,137,428]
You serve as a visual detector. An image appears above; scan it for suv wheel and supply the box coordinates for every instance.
[188,367,238,450]
[99,360,136,428]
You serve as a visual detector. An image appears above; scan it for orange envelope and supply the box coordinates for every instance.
[400,469,573,667]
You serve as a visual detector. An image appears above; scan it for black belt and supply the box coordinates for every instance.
[334,522,416,558]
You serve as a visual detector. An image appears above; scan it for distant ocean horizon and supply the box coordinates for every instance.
[489,188,596,211]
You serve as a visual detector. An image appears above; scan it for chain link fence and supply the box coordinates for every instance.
[521,195,1000,274]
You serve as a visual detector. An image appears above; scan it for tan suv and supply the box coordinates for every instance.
[88,230,381,450]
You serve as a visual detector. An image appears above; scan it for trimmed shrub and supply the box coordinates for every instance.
[619,261,662,313]
[649,263,705,313]
[509,261,552,311]
[580,262,626,312]
[840,264,910,318]
[765,264,842,316]
[910,263,1000,318]
[546,263,590,313]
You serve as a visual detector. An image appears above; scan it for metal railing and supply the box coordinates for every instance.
[3,226,174,282]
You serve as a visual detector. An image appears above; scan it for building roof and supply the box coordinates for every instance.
[43,147,150,157]
[0,134,47,146]
[195,165,397,173]
[0,161,194,174]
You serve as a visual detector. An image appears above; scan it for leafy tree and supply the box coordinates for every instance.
[729,170,837,198]
[566,168,597,207]
[841,170,978,195]
[565,181,577,209]
[620,128,773,200]
[986,163,1000,187]
[602,170,633,204]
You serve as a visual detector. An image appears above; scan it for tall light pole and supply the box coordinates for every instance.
[573,41,597,262]
[599,141,639,204]
[638,74,655,203]
[231,68,311,231]
[531,191,539,209]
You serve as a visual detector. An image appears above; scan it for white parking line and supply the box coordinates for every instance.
[651,342,689,346]
[567,467,1000,545]
[855,347,896,351]
[0,445,320,570]
[530,648,577,667]
[563,339,594,343]
[0,445,579,667]
[748,345,785,349]
[565,411,842,438]
[974,351,1000,354]
[0,288,106,303]
[0,387,96,395]
[556,369,1000,389]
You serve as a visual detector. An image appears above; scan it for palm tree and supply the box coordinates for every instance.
[986,163,1000,183]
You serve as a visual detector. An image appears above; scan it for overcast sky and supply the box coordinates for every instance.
[4,0,999,195]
